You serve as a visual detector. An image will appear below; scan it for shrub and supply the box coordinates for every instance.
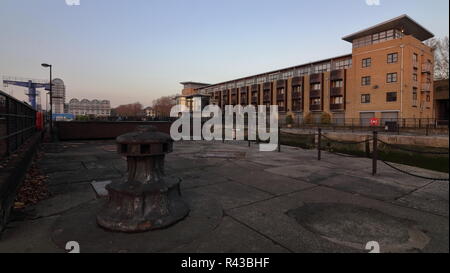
[320,113,331,124]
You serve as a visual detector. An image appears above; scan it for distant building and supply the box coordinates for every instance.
[144,107,156,118]
[68,98,111,116]
[433,79,449,124]
[52,78,66,114]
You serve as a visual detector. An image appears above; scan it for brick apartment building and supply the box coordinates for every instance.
[181,15,436,126]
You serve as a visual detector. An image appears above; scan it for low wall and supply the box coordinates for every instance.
[0,132,42,232]
[56,121,172,140]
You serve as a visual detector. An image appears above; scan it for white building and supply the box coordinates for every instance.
[68,98,111,116]
[51,78,65,114]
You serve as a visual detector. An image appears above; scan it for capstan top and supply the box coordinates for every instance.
[116,126,173,156]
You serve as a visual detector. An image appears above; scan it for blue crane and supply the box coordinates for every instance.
[2,77,50,110]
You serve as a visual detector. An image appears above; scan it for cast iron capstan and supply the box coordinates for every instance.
[97,125,189,232]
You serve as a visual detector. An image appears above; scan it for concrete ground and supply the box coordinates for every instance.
[0,140,448,253]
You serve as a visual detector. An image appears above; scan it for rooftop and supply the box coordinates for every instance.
[342,14,434,42]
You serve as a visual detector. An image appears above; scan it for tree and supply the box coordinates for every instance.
[114,102,144,117]
[425,36,449,80]
[152,95,177,118]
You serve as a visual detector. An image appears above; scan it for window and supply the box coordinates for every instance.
[361,76,371,86]
[334,59,352,70]
[332,80,343,88]
[386,92,397,102]
[277,88,285,95]
[413,53,418,63]
[361,94,371,103]
[292,100,302,111]
[413,73,418,82]
[412,87,418,106]
[362,58,371,68]
[311,98,321,105]
[426,94,431,102]
[314,63,331,73]
[331,96,343,104]
[311,83,321,90]
[387,53,398,63]
[292,86,302,94]
[387,73,397,83]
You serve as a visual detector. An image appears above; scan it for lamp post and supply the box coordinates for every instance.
[41,63,52,139]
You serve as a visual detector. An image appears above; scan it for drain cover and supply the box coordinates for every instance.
[288,203,429,252]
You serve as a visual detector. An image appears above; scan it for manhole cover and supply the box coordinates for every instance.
[287,203,429,252]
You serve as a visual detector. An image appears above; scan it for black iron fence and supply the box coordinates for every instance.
[286,117,449,128]
[0,90,37,158]
[316,128,449,181]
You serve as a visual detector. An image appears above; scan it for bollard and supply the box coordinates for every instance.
[97,125,189,232]
[317,128,322,161]
[372,131,378,176]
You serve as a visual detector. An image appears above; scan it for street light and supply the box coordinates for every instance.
[41,63,53,140]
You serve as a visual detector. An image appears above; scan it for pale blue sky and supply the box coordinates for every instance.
[0,0,448,107]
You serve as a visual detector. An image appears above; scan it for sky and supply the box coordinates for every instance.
[0,0,448,108]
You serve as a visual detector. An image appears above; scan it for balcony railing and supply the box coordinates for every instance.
[310,90,321,98]
[277,94,285,101]
[330,87,343,97]
[421,83,432,92]
[330,103,344,111]
[292,106,303,112]
[310,104,321,111]
[292,92,302,100]
[422,63,432,74]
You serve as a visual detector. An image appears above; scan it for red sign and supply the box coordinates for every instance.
[370,118,379,127]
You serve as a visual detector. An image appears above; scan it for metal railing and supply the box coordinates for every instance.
[316,129,449,181]
[0,90,37,158]
[289,117,448,131]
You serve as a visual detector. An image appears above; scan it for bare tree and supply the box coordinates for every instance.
[114,102,144,117]
[425,36,449,80]
[152,95,177,118]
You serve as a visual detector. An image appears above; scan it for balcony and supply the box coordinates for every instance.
[330,69,344,81]
[330,87,343,97]
[291,76,303,86]
[278,106,286,112]
[310,90,321,98]
[421,83,432,92]
[422,63,432,74]
[292,92,302,100]
[292,106,303,112]
[277,94,285,101]
[330,103,344,111]
[310,104,322,111]
[310,73,322,83]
